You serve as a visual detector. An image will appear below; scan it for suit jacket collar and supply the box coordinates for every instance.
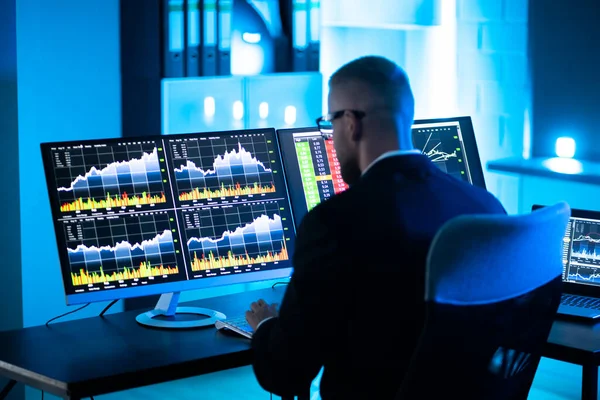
[361,149,421,176]
[360,153,435,182]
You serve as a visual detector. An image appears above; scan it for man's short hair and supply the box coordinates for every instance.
[329,56,414,123]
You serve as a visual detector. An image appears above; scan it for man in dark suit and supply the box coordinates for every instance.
[245,56,506,399]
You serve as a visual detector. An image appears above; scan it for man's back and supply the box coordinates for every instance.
[293,154,506,399]
[248,55,505,399]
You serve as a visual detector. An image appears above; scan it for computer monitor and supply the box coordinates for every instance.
[41,128,295,329]
[532,205,600,297]
[276,116,486,224]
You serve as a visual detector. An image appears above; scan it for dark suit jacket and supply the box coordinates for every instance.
[251,153,506,399]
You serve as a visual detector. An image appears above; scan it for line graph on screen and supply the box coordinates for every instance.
[180,201,290,274]
[62,211,183,289]
[412,125,470,183]
[51,142,169,213]
[169,134,278,202]
[571,220,600,264]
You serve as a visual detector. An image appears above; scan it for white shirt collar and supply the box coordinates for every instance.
[362,149,421,176]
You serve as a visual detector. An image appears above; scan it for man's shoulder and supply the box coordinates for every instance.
[426,168,506,212]
[314,184,359,213]
[456,181,506,212]
[298,187,357,232]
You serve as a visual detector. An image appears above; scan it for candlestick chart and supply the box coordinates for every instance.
[180,201,292,276]
[51,142,169,213]
[61,211,184,292]
[169,134,278,203]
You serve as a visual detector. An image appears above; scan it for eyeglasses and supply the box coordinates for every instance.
[315,110,366,139]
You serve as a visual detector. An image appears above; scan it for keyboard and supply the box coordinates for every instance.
[561,294,600,310]
[215,315,254,339]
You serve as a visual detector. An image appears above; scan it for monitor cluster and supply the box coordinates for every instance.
[41,117,485,305]
[277,117,486,223]
[42,129,296,304]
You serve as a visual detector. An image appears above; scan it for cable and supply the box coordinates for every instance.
[99,299,119,317]
[45,299,117,326]
[272,281,289,289]
[45,303,90,327]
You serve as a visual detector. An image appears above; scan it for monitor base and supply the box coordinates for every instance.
[135,292,226,329]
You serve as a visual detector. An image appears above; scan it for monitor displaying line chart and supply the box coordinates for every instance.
[167,133,280,206]
[178,200,293,278]
[41,128,296,304]
[60,210,186,292]
[49,141,172,217]
[411,122,472,184]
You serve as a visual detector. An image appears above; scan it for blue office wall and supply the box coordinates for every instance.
[1,2,26,399]
[162,73,322,134]
[16,0,122,329]
[0,0,23,334]
[529,0,600,161]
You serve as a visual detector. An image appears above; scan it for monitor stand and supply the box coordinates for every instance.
[135,292,226,329]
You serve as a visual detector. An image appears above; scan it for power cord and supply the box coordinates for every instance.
[45,298,120,327]
[42,300,116,398]
[45,303,90,327]
[99,299,119,317]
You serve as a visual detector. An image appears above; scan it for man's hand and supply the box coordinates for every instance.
[246,298,278,331]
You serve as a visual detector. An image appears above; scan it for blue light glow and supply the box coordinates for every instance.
[233,100,244,120]
[231,31,265,75]
[242,32,262,43]
[543,157,583,175]
[204,96,215,119]
[259,102,269,119]
[284,105,297,126]
[555,136,576,158]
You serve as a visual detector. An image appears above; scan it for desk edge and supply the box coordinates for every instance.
[0,360,68,396]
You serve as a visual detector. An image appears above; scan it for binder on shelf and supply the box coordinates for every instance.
[217,0,233,75]
[292,0,308,72]
[307,0,320,71]
[185,0,201,76]
[202,0,218,76]
[163,0,186,77]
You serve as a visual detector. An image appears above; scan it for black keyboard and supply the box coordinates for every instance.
[561,294,600,310]
[215,315,253,339]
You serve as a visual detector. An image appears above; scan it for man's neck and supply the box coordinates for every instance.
[360,146,419,175]
[359,140,416,171]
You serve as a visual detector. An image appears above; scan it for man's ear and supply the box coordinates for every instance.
[347,112,361,143]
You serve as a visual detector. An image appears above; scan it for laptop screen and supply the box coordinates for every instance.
[533,205,600,294]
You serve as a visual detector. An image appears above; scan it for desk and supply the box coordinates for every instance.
[0,286,291,400]
[2,287,598,400]
[546,319,600,400]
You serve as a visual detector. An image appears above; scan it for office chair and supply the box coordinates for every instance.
[395,202,571,400]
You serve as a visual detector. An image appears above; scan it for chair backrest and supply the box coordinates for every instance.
[396,202,571,400]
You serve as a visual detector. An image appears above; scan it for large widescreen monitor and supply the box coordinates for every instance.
[41,128,295,328]
[277,116,486,225]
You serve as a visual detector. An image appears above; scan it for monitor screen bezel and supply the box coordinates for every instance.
[40,128,295,305]
[275,126,323,227]
[411,116,486,189]
[532,204,600,297]
[276,116,488,226]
